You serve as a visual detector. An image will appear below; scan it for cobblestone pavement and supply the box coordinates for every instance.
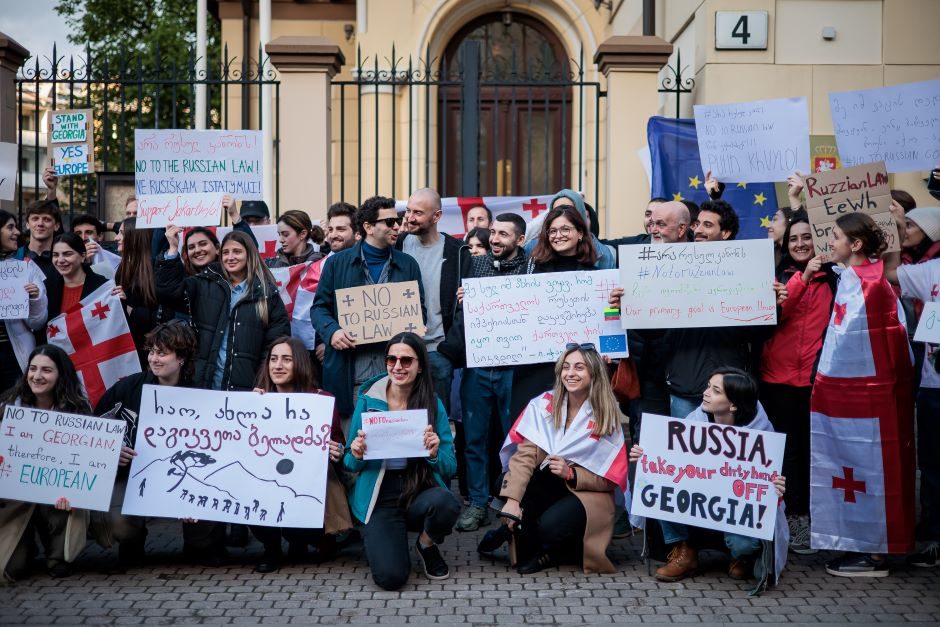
[1,517,939,625]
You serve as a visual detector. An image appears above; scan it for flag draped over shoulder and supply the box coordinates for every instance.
[647,116,777,239]
[809,260,915,554]
[46,281,141,407]
[500,392,628,493]
[270,259,323,349]
[396,194,556,238]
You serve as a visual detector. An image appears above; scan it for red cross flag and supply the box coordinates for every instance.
[395,194,556,238]
[809,260,916,554]
[216,224,280,260]
[46,281,141,407]
[269,258,324,349]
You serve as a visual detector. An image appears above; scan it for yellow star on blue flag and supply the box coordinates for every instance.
[688,175,702,189]
[759,215,771,228]
[672,192,685,202]
[737,182,747,189]
[753,192,767,206]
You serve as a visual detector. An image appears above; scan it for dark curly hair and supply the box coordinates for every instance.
[144,320,198,384]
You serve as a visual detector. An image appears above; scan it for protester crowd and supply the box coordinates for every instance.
[1,163,939,594]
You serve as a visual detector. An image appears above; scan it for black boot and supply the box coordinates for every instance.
[254,544,282,574]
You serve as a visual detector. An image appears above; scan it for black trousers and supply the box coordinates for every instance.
[361,472,460,591]
[515,469,587,565]
[759,381,811,516]
[249,525,322,553]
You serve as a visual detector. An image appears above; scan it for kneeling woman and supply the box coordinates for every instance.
[630,367,787,588]
[0,346,92,580]
[344,332,459,590]
[496,343,627,575]
[251,337,352,573]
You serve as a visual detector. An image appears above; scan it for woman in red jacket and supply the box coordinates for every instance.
[760,210,837,555]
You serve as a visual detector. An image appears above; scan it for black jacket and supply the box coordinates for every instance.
[155,257,290,391]
[45,267,110,321]
[95,371,160,449]
[395,232,466,338]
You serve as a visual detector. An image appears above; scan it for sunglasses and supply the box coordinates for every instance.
[370,216,403,228]
[385,355,416,368]
[565,342,597,352]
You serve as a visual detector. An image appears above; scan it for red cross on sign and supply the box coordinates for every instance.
[90,301,111,321]
[832,466,866,503]
[522,198,547,218]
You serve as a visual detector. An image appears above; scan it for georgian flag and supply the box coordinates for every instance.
[500,392,629,492]
[215,224,281,259]
[270,259,324,349]
[810,260,916,554]
[395,194,557,238]
[46,281,141,407]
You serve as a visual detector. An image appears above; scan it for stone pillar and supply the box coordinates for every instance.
[594,36,672,236]
[0,33,29,212]
[266,36,344,218]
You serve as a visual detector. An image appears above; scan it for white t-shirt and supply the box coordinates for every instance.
[897,260,940,389]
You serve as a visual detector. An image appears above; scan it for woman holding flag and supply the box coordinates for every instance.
[493,343,626,575]
[45,232,111,322]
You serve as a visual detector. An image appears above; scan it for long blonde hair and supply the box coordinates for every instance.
[220,230,277,324]
[550,346,620,437]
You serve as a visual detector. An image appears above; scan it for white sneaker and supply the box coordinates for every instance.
[789,515,818,555]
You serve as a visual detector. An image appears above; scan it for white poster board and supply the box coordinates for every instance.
[630,413,785,540]
[0,141,17,201]
[829,78,940,173]
[134,129,263,199]
[462,269,629,368]
[122,386,335,528]
[694,97,811,182]
[0,406,125,511]
[913,302,940,345]
[361,410,430,461]
[136,192,225,228]
[618,239,777,329]
[0,261,30,320]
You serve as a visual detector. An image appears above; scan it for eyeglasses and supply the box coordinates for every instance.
[565,342,597,352]
[548,226,576,237]
[371,216,403,228]
[385,355,415,368]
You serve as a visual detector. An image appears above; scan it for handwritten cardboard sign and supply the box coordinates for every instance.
[122,386,335,528]
[461,270,629,368]
[136,192,225,228]
[0,406,125,511]
[803,161,899,255]
[913,302,940,345]
[361,410,430,460]
[48,109,95,176]
[829,78,940,173]
[335,281,426,345]
[630,413,785,540]
[0,141,17,201]
[617,239,777,329]
[134,129,263,199]
[0,261,30,320]
[693,97,811,183]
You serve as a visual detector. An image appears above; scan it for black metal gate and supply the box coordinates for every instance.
[14,44,280,219]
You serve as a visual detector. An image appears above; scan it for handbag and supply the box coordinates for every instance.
[610,357,641,402]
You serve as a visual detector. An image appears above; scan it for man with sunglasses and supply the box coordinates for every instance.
[312,196,427,425]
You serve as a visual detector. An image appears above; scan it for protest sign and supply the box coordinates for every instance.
[693,97,810,183]
[122,385,335,528]
[136,192,225,228]
[361,410,430,461]
[0,141,17,201]
[134,129,263,199]
[0,261,30,320]
[462,270,629,367]
[617,239,777,329]
[48,109,95,176]
[0,405,125,511]
[913,302,940,345]
[335,281,426,345]
[630,413,785,540]
[802,161,899,255]
[830,78,940,173]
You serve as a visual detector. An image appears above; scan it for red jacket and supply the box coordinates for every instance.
[760,269,835,387]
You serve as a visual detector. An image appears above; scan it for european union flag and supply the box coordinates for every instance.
[647,116,777,240]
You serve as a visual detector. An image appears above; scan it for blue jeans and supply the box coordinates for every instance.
[428,350,454,414]
[669,394,699,419]
[462,367,514,508]
[659,520,761,559]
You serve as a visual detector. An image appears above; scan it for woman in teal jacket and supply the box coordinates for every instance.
[344,332,459,590]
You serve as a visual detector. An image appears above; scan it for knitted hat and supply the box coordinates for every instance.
[906,206,940,243]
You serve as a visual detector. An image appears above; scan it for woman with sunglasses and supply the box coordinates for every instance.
[344,332,459,590]
[486,343,625,575]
